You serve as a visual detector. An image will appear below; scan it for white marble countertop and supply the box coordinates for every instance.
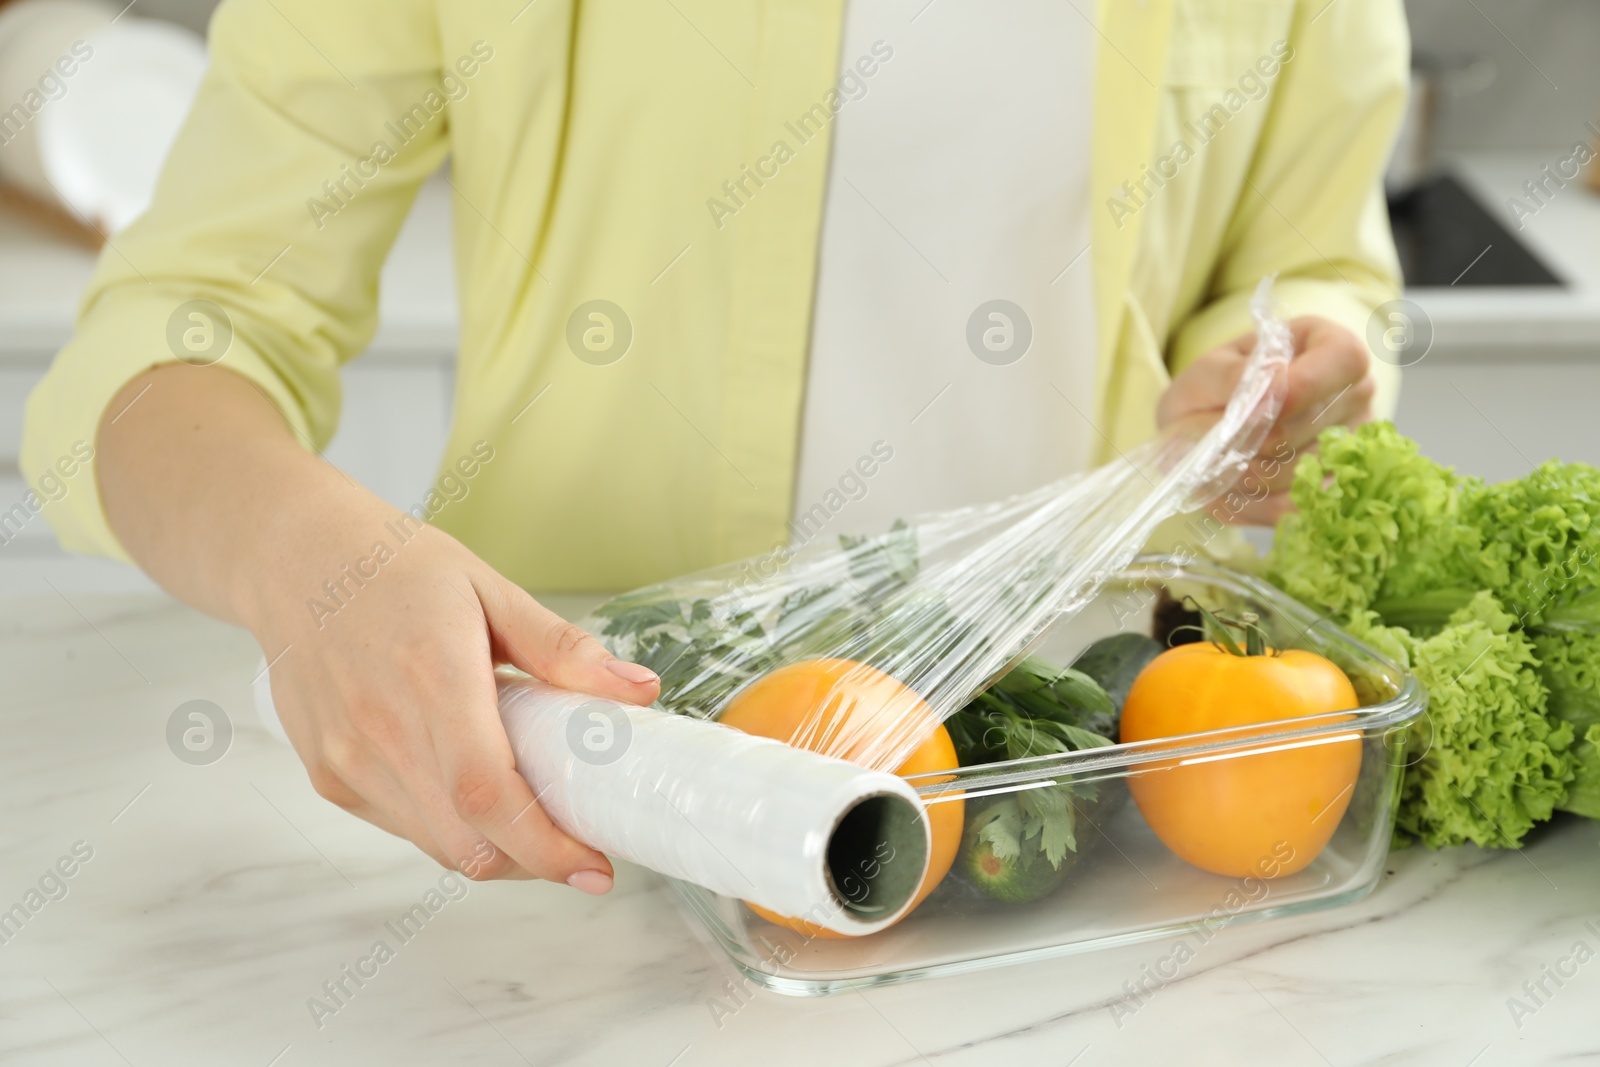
[2,590,1598,1066]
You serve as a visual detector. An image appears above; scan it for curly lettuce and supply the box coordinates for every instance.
[1466,461,1600,627]
[1376,594,1573,848]
[1269,422,1480,622]
[1532,632,1600,819]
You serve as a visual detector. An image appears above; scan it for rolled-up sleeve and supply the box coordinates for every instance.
[1167,0,1409,420]
[21,0,447,559]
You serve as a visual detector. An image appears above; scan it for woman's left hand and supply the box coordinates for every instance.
[1157,315,1377,525]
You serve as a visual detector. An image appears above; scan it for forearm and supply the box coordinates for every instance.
[96,363,376,628]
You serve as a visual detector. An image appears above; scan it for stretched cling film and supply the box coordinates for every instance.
[581,277,1292,772]
[254,277,1292,936]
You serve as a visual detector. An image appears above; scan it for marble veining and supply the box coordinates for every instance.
[1,592,1597,1066]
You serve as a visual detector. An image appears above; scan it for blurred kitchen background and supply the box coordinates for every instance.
[0,0,1596,592]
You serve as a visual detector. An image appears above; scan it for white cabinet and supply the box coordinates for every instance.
[320,361,455,512]
[1395,358,1600,483]
[0,359,455,593]
[0,176,460,593]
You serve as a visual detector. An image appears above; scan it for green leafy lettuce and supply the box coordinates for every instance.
[1466,461,1600,627]
[1270,422,1480,622]
[1346,595,1574,848]
[1269,422,1587,848]
[1531,631,1600,819]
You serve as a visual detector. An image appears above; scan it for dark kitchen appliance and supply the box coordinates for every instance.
[1387,173,1565,288]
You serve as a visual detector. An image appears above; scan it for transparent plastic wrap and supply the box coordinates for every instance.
[254,278,1292,938]
[582,277,1292,771]
[682,559,1425,993]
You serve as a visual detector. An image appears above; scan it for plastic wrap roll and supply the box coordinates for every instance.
[253,668,933,935]
[497,673,932,936]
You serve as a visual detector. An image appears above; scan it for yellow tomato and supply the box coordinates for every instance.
[1119,642,1362,878]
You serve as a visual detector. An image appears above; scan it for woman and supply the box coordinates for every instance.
[21,0,1405,895]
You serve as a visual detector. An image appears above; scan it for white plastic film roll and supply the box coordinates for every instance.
[496,674,933,936]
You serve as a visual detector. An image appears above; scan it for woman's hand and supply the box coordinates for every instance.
[1157,316,1376,525]
[98,363,659,891]
[244,488,660,892]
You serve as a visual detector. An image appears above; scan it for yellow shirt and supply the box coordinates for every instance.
[22,0,1407,591]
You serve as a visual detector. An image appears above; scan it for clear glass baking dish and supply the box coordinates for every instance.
[668,556,1426,996]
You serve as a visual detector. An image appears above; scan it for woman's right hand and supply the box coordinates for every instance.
[97,363,659,891]
[243,484,660,892]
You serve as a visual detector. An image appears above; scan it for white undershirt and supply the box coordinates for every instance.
[793,0,1098,542]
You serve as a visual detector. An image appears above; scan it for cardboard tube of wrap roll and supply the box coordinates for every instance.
[496,673,933,936]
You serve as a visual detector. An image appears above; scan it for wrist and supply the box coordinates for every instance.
[229,464,391,636]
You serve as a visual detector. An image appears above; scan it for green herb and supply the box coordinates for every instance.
[592,587,780,715]
[590,522,933,716]
[946,656,1115,762]
[946,635,1158,899]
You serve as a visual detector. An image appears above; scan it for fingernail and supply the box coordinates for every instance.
[567,869,613,895]
[605,659,658,686]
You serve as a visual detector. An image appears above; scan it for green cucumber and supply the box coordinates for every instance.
[957,793,1074,904]
[959,833,1070,904]
[956,790,1114,905]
